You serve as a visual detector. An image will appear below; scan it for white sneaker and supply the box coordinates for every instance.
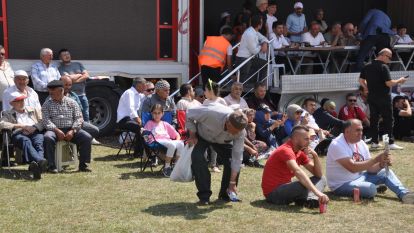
[91,138,101,145]
[389,144,403,150]
[371,143,382,149]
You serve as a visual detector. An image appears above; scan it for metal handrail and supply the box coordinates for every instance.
[169,42,241,98]
[218,38,275,93]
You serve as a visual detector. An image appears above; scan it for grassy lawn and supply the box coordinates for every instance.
[1,140,414,233]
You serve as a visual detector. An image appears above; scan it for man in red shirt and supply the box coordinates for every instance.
[261,125,329,207]
[339,93,370,127]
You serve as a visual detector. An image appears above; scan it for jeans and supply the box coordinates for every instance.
[191,136,239,201]
[82,122,100,138]
[266,176,326,205]
[78,95,90,122]
[334,169,409,199]
[44,129,92,169]
[12,132,45,163]
[368,97,394,144]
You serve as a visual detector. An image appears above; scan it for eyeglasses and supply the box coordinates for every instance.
[348,99,357,102]
[146,88,155,92]
[295,111,303,114]
[384,54,392,59]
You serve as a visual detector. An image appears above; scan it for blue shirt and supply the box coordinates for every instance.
[359,9,395,40]
[286,13,307,43]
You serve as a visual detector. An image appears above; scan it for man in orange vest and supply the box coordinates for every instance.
[198,27,233,86]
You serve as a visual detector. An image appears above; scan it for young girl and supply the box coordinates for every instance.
[203,79,227,106]
[203,79,226,172]
[144,104,184,177]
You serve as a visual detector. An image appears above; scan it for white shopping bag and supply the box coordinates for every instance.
[170,145,194,182]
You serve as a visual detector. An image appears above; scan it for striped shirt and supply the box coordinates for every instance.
[41,96,83,131]
[31,61,61,92]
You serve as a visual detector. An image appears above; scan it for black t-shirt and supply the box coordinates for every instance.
[360,60,391,100]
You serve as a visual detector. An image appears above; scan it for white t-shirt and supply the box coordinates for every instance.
[326,134,371,191]
[301,32,325,46]
[397,34,413,44]
[301,110,320,130]
[16,111,36,126]
[266,15,277,38]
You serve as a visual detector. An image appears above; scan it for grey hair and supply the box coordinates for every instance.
[132,77,146,86]
[40,48,53,57]
[231,81,243,89]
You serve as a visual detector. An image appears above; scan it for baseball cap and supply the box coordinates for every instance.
[294,2,303,9]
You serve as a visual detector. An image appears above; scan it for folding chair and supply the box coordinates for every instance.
[115,127,136,157]
[140,111,175,173]
[176,110,187,140]
[1,129,13,172]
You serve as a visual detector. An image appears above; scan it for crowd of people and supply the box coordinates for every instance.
[0,0,414,208]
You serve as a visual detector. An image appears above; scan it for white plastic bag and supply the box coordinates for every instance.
[170,145,194,182]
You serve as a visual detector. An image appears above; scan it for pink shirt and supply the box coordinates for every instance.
[144,120,178,141]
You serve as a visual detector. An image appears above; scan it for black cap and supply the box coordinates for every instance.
[47,80,64,88]
[258,103,272,113]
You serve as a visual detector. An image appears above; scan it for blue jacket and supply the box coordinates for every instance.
[255,111,277,147]
[359,9,395,40]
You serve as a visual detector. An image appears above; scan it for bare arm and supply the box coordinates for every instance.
[336,152,384,173]
[385,77,406,88]
[302,148,323,178]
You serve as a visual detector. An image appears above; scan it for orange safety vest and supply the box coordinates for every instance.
[198,36,230,70]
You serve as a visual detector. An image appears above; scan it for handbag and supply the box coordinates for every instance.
[170,144,194,182]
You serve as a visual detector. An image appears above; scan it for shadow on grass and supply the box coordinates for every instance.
[143,201,231,220]
[119,170,165,180]
[0,168,33,181]
[93,153,135,162]
[250,199,318,214]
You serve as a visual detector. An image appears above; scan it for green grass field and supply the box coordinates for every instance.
[0,140,413,233]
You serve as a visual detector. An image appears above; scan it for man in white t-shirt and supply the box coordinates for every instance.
[266,1,277,38]
[300,22,326,73]
[326,119,414,204]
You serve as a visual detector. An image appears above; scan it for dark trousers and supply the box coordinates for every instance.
[394,115,414,139]
[37,92,49,105]
[235,56,267,83]
[12,132,45,163]
[191,136,239,201]
[44,129,92,169]
[368,97,394,144]
[266,176,326,205]
[355,34,390,72]
[200,66,222,86]
[82,122,99,138]
[118,117,144,155]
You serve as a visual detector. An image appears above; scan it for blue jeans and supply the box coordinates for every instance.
[78,95,90,122]
[334,169,409,199]
[12,132,45,163]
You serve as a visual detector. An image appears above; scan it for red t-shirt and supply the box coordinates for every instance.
[261,140,310,197]
[338,105,366,121]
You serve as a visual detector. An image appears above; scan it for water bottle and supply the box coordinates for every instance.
[228,191,240,202]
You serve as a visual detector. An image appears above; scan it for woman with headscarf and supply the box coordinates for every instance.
[284,104,309,136]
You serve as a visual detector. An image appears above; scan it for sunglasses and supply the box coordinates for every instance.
[348,99,357,102]
[146,88,155,92]
[0,53,5,56]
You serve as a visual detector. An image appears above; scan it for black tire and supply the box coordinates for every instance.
[87,87,119,136]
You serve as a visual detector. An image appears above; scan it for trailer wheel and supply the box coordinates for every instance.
[87,87,119,136]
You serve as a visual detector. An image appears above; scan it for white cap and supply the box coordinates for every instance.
[8,91,27,103]
[221,11,230,19]
[294,2,303,9]
[14,70,29,78]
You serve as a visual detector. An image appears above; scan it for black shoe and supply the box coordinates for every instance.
[1,160,17,167]
[218,194,231,202]
[253,160,264,168]
[38,160,48,173]
[197,200,210,206]
[79,166,92,172]
[377,185,387,194]
[162,167,173,177]
[304,199,319,209]
[29,161,41,180]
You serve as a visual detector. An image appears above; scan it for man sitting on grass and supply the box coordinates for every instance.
[261,125,329,207]
[326,119,414,204]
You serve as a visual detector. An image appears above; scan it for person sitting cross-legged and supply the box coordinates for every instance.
[42,80,92,173]
[143,104,184,177]
[262,125,329,207]
[0,93,47,179]
[326,119,414,204]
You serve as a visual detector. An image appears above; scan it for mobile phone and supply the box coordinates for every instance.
[404,75,409,78]
[275,113,283,120]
